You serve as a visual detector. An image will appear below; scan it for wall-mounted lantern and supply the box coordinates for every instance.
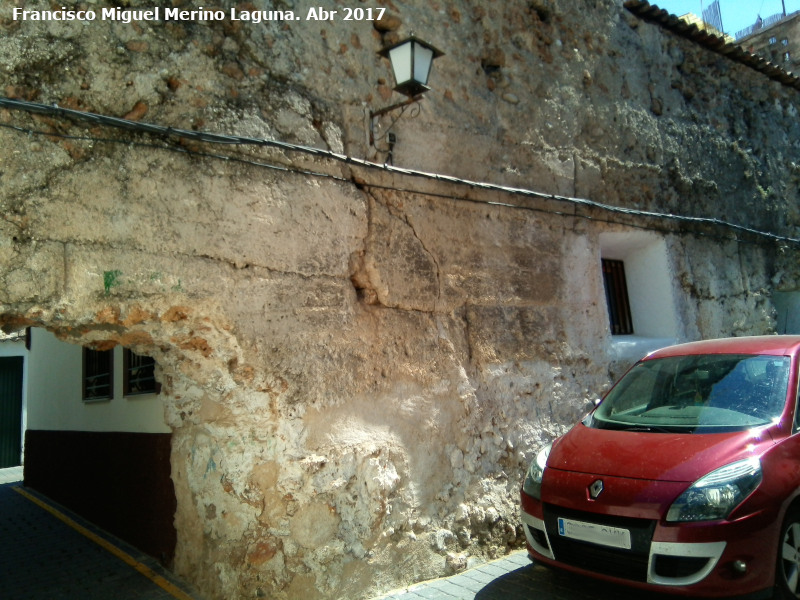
[369,35,443,162]
[378,36,444,99]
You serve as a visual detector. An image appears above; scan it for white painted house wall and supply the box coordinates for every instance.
[26,328,169,433]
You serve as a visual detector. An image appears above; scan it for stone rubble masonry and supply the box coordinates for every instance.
[1,0,799,599]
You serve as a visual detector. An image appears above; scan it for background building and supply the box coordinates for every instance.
[0,327,175,563]
[738,10,800,75]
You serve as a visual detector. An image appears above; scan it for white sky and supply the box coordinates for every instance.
[651,0,800,37]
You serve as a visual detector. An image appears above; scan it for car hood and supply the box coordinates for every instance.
[548,423,777,483]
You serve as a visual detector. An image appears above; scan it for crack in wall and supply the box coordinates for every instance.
[401,211,442,313]
[348,187,442,313]
[348,185,381,306]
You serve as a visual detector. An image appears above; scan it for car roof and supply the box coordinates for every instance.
[645,335,800,360]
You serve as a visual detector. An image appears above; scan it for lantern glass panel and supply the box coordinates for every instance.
[413,43,434,85]
[389,42,412,86]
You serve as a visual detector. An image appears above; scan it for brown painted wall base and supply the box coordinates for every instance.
[23,430,176,566]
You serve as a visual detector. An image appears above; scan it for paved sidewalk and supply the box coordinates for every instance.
[371,548,673,600]
[0,465,23,484]
[0,467,202,600]
[371,552,537,600]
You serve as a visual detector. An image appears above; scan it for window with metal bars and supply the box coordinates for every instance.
[83,348,113,401]
[602,259,634,335]
[123,349,158,396]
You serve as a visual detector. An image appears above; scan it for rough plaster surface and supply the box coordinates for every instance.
[1,0,800,598]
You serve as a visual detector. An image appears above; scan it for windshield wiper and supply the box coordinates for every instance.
[617,424,693,433]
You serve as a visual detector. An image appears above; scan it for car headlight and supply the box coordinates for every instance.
[523,443,552,500]
[666,457,762,522]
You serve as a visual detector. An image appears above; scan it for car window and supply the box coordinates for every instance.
[794,387,800,433]
[589,354,791,433]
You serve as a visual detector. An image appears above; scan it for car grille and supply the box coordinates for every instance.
[652,555,711,579]
[543,504,656,582]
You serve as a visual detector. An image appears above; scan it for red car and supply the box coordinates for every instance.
[521,336,800,599]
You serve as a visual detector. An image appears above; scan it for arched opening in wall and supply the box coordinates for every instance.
[19,327,176,566]
[599,231,680,364]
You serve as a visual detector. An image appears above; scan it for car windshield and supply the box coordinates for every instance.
[589,354,791,433]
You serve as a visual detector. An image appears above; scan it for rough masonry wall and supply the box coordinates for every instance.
[1,0,800,598]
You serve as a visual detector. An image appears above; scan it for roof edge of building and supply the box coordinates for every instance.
[624,0,800,91]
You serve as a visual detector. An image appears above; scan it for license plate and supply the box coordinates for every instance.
[558,517,632,550]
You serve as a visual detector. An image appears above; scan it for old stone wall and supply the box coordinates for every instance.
[2,0,800,598]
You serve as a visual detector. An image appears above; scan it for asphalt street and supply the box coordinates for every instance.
[0,466,201,600]
[1,465,682,600]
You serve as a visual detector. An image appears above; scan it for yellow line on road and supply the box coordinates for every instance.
[13,486,195,600]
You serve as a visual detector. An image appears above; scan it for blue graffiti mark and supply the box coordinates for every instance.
[205,456,217,478]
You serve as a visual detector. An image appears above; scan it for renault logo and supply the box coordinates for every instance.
[589,479,604,499]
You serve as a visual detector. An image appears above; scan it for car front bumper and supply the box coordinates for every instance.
[521,489,777,599]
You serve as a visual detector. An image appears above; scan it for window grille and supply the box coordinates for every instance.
[123,349,158,396]
[83,348,113,401]
[602,259,634,335]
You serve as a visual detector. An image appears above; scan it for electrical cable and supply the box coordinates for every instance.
[0,96,797,246]
[0,119,738,245]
